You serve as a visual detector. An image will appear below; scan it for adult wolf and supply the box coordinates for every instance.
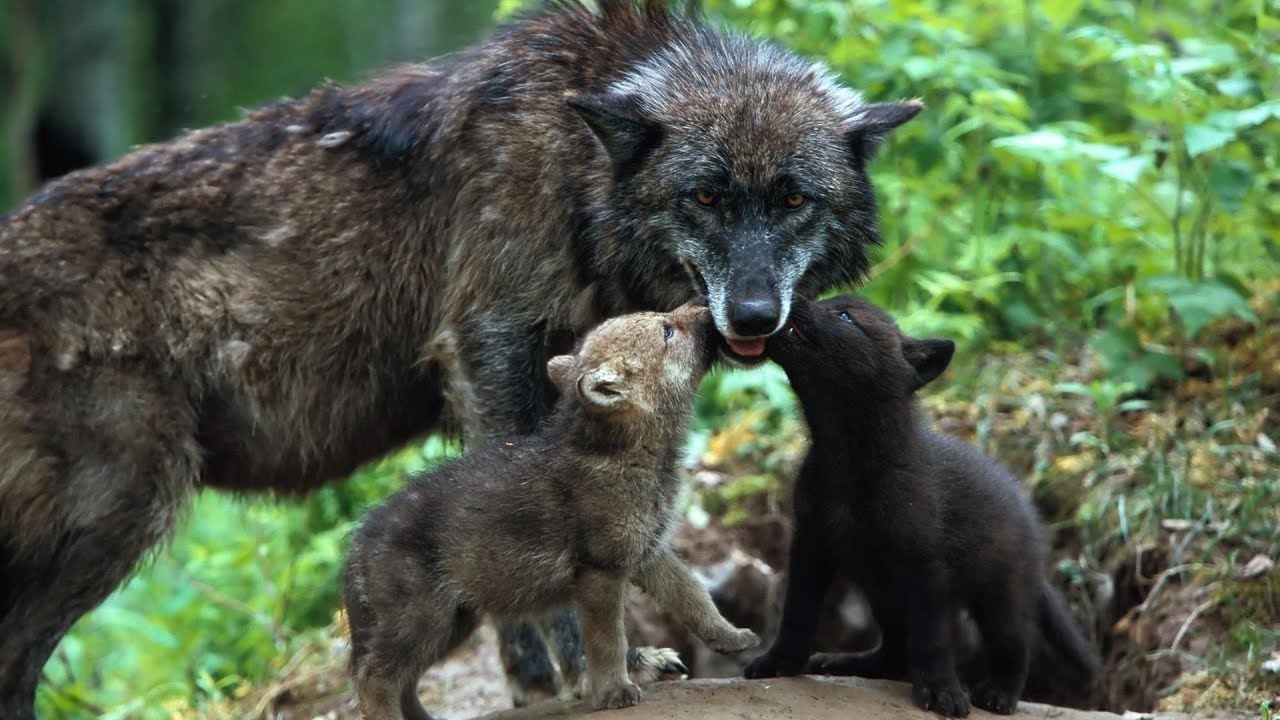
[0,1,918,716]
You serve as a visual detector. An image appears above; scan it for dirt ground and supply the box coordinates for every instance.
[243,618,1259,720]
[477,675,1250,720]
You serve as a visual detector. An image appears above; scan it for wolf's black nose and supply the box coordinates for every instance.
[730,298,780,337]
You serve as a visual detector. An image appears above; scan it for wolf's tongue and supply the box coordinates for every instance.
[726,338,766,357]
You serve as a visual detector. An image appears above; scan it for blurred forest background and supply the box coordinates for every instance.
[2,0,1277,718]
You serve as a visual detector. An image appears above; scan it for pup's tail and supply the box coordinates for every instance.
[1037,578,1101,682]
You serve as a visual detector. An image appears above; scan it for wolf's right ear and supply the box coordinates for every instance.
[547,355,578,394]
[576,363,629,413]
[567,93,663,175]
[844,100,923,164]
[902,337,954,392]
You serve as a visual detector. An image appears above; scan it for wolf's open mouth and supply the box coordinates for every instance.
[719,338,769,366]
[725,337,766,356]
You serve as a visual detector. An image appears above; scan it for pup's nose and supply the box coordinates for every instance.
[729,298,780,337]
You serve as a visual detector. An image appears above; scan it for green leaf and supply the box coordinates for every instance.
[1184,124,1235,156]
[1041,0,1084,29]
[1100,155,1151,184]
[1207,160,1254,212]
[1143,276,1259,336]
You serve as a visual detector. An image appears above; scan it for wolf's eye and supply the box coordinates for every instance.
[693,190,717,207]
[783,193,807,209]
[662,324,675,341]
[836,311,854,323]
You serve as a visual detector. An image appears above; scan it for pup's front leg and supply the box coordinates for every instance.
[575,571,640,710]
[635,547,760,654]
[904,561,970,718]
[744,520,833,678]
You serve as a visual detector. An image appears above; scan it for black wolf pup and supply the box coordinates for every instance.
[743,296,1099,717]
[343,303,759,720]
[0,2,919,714]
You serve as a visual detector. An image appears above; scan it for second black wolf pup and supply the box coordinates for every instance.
[343,303,759,720]
[743,296,1098,716]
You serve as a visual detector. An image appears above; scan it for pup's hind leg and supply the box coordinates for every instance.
[968,593,1031,715]
[351,602,479,720]
[0,368,199,720]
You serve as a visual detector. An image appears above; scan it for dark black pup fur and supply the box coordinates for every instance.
[742,296,1099,717]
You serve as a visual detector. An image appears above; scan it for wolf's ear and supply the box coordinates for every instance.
[567,93,663,176]
[547,355,579,394]
[844,100,922,164]
[902,337,954,392]
[577,363,629,413]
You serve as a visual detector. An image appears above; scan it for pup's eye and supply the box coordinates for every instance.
[836,311,854,323]
[662,324,675,341]
[783,193,807,209]
[693,190,717,207]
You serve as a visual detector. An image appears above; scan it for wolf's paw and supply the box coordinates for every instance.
[592,680,641,710]
[742,649,805,679]
[706,627,760,655]
[626,646,688,684]
[911,678,971,718]
[970,683,1019,715]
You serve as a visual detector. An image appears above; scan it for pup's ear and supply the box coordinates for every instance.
[902,337,954,392]
[577,363,628,413]
[844,100,922,164]
[547,355,579,394]
[566,93,663,176]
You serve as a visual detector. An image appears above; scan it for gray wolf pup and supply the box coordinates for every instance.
[0,1,918,715]
[743,296,1099,716]
[342,303,759,719]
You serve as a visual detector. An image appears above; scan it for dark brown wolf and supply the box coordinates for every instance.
[742,296,1100,717]
[344,303,758,719]
[0,2,919,716]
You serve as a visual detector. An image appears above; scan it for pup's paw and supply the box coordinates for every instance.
[804,653,839,675]
[706,627,760,654]
[911,678,971,718]
[592,680,642,710]
[970,683,1019,715]
[742,650,805,679]
[627,646,688,684]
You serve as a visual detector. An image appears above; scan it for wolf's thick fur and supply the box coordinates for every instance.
[343,304,758,719]
[0,2,918,715]
[742,296,1099,717]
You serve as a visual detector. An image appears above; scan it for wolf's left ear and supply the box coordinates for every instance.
[547,355,578,394]
[902,337,954,392]
[844,100,923,164]
[567,93,663,176]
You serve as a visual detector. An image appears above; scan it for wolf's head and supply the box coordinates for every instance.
[766,295,954,402]
[568,13,919,365]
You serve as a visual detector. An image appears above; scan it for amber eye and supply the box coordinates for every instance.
[783,193,807,209]
[693,190,717,207]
